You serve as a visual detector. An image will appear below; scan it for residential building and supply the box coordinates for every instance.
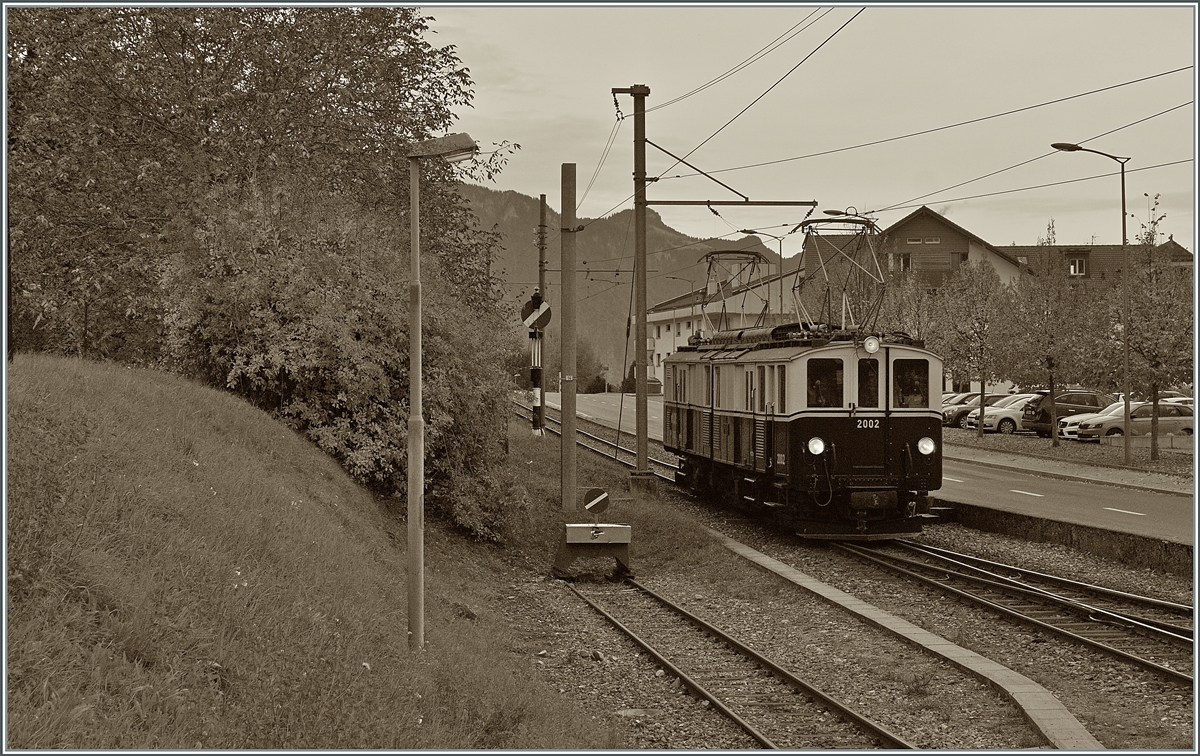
[644,206,1190,383]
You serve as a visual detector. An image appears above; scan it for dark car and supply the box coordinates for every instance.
[943,393,1009,429]
[1022,389,1117,437]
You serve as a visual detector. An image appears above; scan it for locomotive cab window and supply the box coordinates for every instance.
[893,359,929,408]
[807,358,843,408]
[858,359,880,408]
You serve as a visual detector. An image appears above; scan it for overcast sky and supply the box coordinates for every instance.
[426,2,1195,259]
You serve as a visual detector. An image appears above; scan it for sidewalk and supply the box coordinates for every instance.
[943,444,1194,497]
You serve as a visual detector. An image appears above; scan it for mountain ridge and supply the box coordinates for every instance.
[458,182,780,383]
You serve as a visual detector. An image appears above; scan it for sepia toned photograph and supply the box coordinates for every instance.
[6,2,1194,751]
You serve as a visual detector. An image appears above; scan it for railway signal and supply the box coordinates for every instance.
[522,289,551,436]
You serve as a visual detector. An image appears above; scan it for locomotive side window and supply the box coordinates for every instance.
[758,365,766,412]
[778,365,786,413]
[858,359,880,408]
[714,366,722,408]
[807,358,843,408]
[893,359,929,408]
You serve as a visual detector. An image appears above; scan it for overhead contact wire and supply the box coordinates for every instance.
[873,102,1193,213]
[646,8,828,113]
[659,65,1193,181]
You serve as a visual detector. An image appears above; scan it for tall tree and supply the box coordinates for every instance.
[994,231,1096,445]
[1102,195,1192,459]
[7,7,522,538]
[927,261,1005,437]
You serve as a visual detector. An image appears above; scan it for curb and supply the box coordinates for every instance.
[711,529,1105,750]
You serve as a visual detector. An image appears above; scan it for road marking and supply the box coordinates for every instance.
[1010,489,1044,497]
[942,476,964,483]
[1103,507,1147,516]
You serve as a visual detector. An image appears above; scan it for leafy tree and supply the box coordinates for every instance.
[994,226,1096,445]
[926,261,1005,437]
[1103,196,1192,459]
[8,7,523,539]
[877,270,937,339]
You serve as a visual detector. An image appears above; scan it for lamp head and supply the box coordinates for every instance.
[408,132,477,162]
[1051,142,1082,152]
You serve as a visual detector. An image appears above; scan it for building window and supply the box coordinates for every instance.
[656,325,661,339]
[906,237,922,245]
[1017,255,1028,265]
[897,253,911,272]
[1068,256,1088,277]
[924,236,940,244]
[655,353,661,367]
[676,323,681,337]
[685,320,691,331]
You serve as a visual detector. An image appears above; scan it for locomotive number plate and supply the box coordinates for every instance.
[856,419,881,429]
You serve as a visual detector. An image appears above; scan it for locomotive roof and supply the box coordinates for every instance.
[666,330,936,366]
[673,322,926,353]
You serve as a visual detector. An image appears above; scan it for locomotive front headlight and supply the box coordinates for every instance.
[916,437,936,455]
[807,437,826,455]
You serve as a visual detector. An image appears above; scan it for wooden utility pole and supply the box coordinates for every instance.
[561,165,577,512]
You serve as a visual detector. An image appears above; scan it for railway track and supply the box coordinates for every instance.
[834,540,1194,685]
[512,400,678,481]
[569,578,915,750]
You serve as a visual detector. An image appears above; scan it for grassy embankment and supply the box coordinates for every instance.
[5,354,743,749]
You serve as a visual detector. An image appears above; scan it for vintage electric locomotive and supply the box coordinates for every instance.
[662,324,942,539]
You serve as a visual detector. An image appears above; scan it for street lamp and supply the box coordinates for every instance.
[1051,141,1131,465]
[739,229,788,322]
[665,275,697,340]
[406,131,477,650]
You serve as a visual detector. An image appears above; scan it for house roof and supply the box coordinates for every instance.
[883,206,1024,268]
[1005,239,1193,265]
[649,269,793,315]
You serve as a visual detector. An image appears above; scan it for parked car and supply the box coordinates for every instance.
[1163,396,1194,406]
[1077,401,1194,441]
[965,394,1037,434]
[1057,401,1124,440]
[943,393,1010,429]
[941,391,971,408]
[1022,389,1117,438]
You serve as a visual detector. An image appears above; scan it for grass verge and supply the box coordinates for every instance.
[6,354,650,749]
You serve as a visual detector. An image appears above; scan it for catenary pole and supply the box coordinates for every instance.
[613,84,653,488]
[561,165,577,512]
[534,194,548,435]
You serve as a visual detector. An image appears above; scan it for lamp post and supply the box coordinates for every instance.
[665,275,697,343]
[739,229,788,322]
[406,132,477,650]
[1051,141,1131,465]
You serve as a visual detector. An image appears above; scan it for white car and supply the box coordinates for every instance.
[965,394,1037,434]
[1057,401,1125,440]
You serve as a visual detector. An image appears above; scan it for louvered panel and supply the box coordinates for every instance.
[754,418,766,462]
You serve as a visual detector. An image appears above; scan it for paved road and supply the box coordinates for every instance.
[543,392,1194,546]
